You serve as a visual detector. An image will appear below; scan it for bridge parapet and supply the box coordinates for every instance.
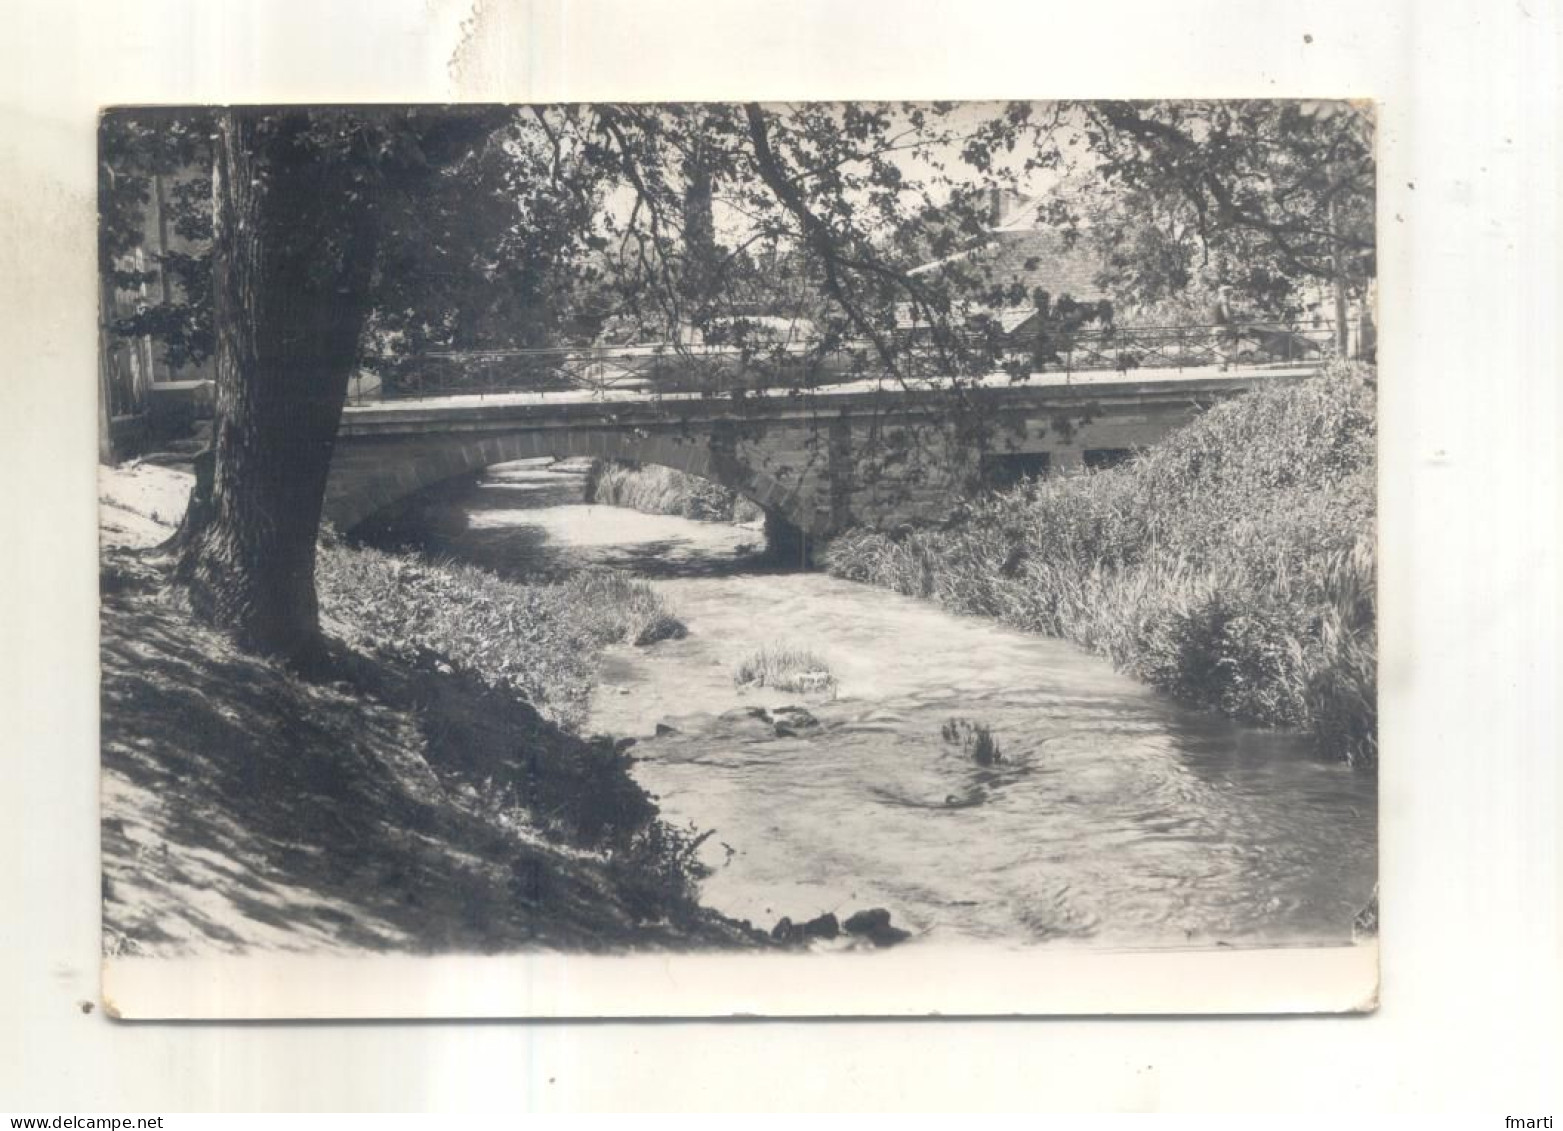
[326,367,1318,538]
[353,321,1341,403]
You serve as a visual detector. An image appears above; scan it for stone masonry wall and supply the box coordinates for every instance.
[324,375,1288,536]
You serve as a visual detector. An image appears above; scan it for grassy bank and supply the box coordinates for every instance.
[317,542,686,731]
[99,465,762,956]
[825,363,1377,767]
[585,459,765,525]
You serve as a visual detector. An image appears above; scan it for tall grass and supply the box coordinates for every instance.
[942,718,1004,765]
[826,362,1378,767]
[562,568,689,646]
[585,459,765,524]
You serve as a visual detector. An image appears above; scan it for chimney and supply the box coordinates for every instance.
[988,188,1028,229]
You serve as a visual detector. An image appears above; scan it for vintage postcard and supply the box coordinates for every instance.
[97,100,1378,1018]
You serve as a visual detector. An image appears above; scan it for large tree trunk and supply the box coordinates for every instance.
[171,109,380,664]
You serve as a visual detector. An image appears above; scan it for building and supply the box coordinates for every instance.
[99,170,215,461]
[896,189,1112,348]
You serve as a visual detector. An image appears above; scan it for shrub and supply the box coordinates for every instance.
[605,820,716,920]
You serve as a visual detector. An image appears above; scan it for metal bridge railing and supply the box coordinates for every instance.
[350,319,1351,404]
[1045,319,1345,374]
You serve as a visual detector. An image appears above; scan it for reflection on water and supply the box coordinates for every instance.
[422,460,1379,950]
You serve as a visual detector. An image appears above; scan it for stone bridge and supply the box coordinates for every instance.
[324,367,1316,540]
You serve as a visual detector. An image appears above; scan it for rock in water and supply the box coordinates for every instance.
[633,617,688,646]
[843,907,911,947]
[769,706,820,730]
[717,705,822,740]
[843,908,891,934]
[800,912,840,940]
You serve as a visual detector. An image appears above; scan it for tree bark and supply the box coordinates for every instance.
[171,109,380,663]
[1329,192,1351,357]
[680,139,719,316]
[98,272,120,465]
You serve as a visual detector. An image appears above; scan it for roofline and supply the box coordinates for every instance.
[906,238,1000,277]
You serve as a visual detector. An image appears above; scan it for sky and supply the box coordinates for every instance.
[591,100,1095,247]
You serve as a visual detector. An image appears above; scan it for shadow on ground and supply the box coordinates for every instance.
[99,553,766,958]
[347,464,788,582]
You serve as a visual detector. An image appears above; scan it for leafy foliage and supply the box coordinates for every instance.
[98,109,218,368]
[606,820,717,920]
[104,102,1377,669]
[101,102,1088,390]
[103,100,1376,383]
[1066,100,1375,317]
[363,109,612,363]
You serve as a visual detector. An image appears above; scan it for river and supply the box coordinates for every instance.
[393,458,1378,951]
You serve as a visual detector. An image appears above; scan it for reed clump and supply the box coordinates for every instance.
[732,644,838,696]
[561,568,689,646]
[942,718,1004,765]
[826,362,1377,767]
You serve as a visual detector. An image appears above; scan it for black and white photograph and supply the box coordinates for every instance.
[4,0,1560,1110]
[95,98,1379,1015]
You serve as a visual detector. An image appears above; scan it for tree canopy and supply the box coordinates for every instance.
[102,100,1377,372]
[98,100,1377,663]
[1068,100,1375,318]
[101,103,1082,385]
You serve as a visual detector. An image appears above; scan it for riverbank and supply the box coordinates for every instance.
[825,362,1377,766]
[584,459,765,525]
[99,464,766,956]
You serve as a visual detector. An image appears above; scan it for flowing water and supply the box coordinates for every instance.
[410,459,1378,950]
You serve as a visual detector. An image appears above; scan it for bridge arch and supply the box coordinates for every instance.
[326,368,1295,546]
[323,426,809,537]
